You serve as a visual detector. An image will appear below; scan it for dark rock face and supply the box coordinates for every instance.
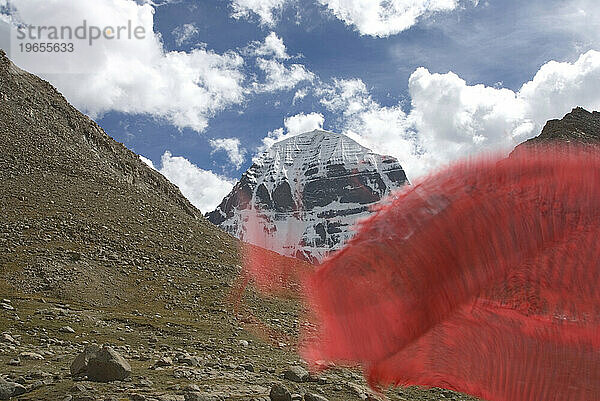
[206,130,409,263]
[514,107,600,151]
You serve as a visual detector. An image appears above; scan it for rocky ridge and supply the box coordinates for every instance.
[514,107,600,150]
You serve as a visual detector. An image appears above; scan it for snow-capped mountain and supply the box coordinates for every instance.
[206,130,409,263]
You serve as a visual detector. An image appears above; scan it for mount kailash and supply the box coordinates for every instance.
[206,130,409,263]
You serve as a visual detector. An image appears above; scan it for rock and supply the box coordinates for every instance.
[138,378,153,388]
[0,303,14,311]
[130,394,146,401]
[241,362,254,372]
[26,380,44,392]
[1,334,18,345]
[70,383,87,393]
[19,351,44,360]
[269,383,291,401]
[283,366,310,383]
[153,356,172,368]
[291,394,302,401]
[238,340,248,347]
[60,326,76,333]
[304,394,329,401]
[71,345,100,378]
[347,383,381,401]
[178,355,200,367]
[183,384,201,392]
[86,346,132,382]
[7,359,20,366]
[0,377,26,400]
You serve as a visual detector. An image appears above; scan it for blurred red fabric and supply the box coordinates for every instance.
[243,146,600,401]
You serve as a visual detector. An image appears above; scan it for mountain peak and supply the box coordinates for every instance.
[530,107,600,144]
[207,130,409,263]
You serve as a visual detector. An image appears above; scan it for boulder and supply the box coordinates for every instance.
[283,366,310,383]
[71,345,131,382]
[70,345,100,378]
[0,377,26,400]
[269,383,291,401]
[86,346,131,382]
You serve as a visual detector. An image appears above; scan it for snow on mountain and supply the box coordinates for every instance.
[206,129,409,263]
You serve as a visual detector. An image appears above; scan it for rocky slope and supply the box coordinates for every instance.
[514,107,600,150]
[0,49,478,401]
[206,130,409,263]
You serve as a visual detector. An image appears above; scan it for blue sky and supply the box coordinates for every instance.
[1,0,600,211]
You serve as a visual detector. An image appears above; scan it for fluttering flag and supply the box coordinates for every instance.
[241,146,600,401]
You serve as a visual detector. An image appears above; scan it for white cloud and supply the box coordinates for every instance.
[407,68,532,171]
[284,111,324,134]
[317,50,600,179]
[209,138,247,169]
[249,32,289,59]
[317,0,461,37]
[318,78,423,175]
[228,0,470,37]
[172,23,199,47]
[139,155,156,169]
[254,57,314,92]
[408,50,600,171]
[158,151,235,213]
[3,0,246,133]
[292,88,308,104]
[230,0,289,26]
[518,50,600,128]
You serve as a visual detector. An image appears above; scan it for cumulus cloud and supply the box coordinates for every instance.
[318,78,423,175]
[139,155,156,170]
[158,151,235,213]
[519,50,600,127]
[247,32,289,59]
[230,0,289,26]
[228,0,470,37]
[318,0,461,37]
[409,50,600,170]
[292,88,308,104]
[2,0,246,133]
[284,111,325,134]
[254,57,314,92]
[317,50,600,179]
[209,138,247,169]
[407,68,532,171]
[172,23,199,47]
